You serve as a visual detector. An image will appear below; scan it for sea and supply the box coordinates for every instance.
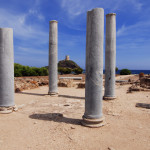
[83,70,150,75]
[116,70,150,75]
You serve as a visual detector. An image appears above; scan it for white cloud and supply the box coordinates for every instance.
[116,20,150,67]
[37,14,45,21]
[29,9,37,14]
[117,21,150,37]
[0,8,47,42]
[59,0,143,18]
[59,0,94,17]
[116,25,126,37]
[128,0,143,11]
[16,46,48,55]
[56,0,144,31]
[29,8,45,21]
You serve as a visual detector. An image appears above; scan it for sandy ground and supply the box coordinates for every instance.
[0,75,150,150]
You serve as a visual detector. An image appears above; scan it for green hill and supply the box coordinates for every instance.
[58,60,80,69]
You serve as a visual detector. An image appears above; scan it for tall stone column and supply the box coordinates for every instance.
[82,8,105,127]
[103,13,116,100]
[0,28,15,113]
[48,20,58,96]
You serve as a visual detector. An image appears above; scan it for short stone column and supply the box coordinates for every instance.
[48,20,58,96]
[103,13,116,100]
[82,8,105,127]
[0,28,15,113]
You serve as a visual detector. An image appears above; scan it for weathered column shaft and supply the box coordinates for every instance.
[48,21,58,95]
[104,13,116,100]
[82,8,105,127]
[0,28,14,109]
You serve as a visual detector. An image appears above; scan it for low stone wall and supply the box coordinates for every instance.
[15,76,80,92]
[15,76,49,92]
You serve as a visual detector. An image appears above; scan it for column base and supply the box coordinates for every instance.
[48,92,58,97]
[103,96,116,100]
[0,105,18,114]
[81,116,105,128]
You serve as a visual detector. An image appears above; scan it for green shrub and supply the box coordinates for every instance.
[58,67,72,74]
[14,63,23,77]
[14,63,48,77]
[22,66,32,76]
[116,67,118,72]
[120,69,131,75]
[14,70,22,77]
[39,67,48,76]
[58,67,64,74]
[73,68,83,74]
[64,68,72,74]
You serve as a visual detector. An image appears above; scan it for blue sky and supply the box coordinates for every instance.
[0,0,150,70]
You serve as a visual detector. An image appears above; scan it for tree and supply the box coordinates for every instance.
[58,67,72,74]
[14,63,23,77]
[39,67,48,76]
[14,63,49,77]
[116,67,118,73]
[73,68,83,74]
[120,69,131,75]
[58,67,64,75]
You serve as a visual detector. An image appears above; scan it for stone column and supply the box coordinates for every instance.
[0,28,15,113]
[103,13,116,100]
[82,8,105,128]
[48,20,58,96]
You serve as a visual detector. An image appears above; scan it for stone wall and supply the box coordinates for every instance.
[15,76,49,92]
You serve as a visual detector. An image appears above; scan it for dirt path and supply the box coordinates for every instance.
[0,78,150,150]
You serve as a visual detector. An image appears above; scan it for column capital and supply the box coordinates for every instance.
[50,20,58,23]
[106,13,116,16]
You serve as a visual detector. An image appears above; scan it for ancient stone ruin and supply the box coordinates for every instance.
[103,13,116,100]
[140,75,150,89]
[65,55,70,61]
[0,8,117,129]
[48,20,58,96]
[15,77,49,92]
[128,75,150,92]
[0,28,15,113]
[82,8,105,127]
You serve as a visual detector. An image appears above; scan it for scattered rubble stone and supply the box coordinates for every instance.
[15,76,49,92]
[77,83,85,88]
[136,103,150,109]
[140,75,150,89]
[128,75,150,93]
[58,79,74,87]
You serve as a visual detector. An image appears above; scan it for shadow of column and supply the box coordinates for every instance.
[29,113,82,126]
